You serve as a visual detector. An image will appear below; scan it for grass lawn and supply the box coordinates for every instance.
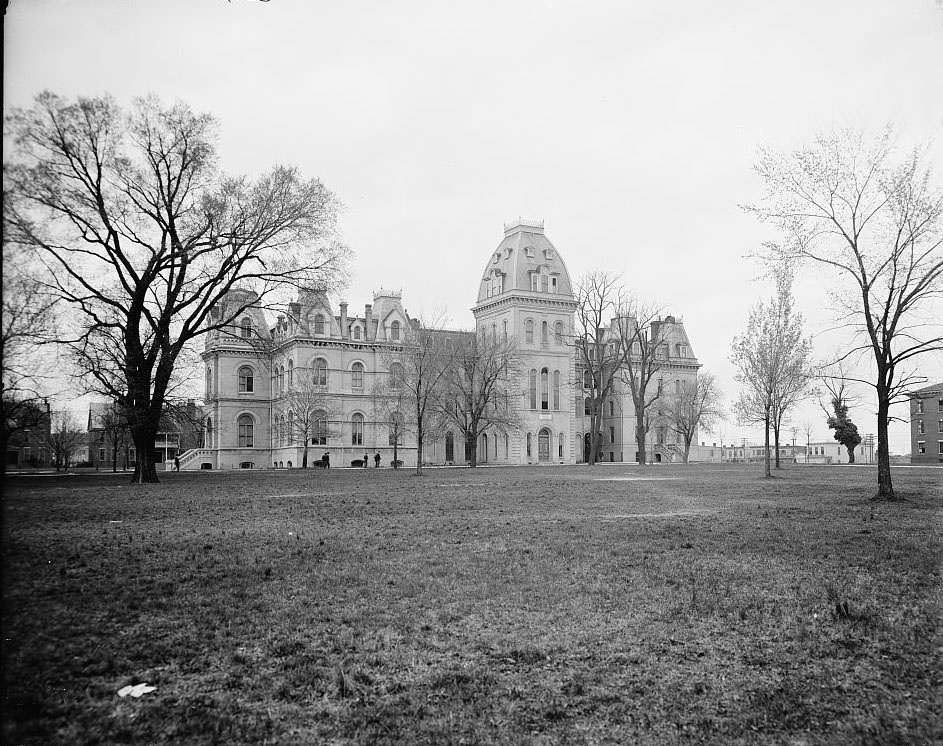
[2,463,941,745]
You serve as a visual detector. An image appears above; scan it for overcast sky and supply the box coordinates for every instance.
[5,0,942,453]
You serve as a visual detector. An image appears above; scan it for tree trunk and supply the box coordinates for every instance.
[393,434,399,468]
[764,411,771,478]
[302,444,308,469]
[683,439,691,464]
[130,424,159,483]
[847,445,856,464]
[635,420,647,466]
[876,389,894,499]
[111,439,119,472]
[773,425,781,469]
[468,428,478,467]
[415,420,423,475]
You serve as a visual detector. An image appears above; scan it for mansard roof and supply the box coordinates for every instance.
[476,218,574,303]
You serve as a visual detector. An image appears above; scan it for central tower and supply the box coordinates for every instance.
[472,219,578,464]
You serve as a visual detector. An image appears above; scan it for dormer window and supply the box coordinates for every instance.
[551,277,558,293]
[314,314,325,335]
[240,318,252,339]
[504,247,513,258]
[352,325,361,340]
[524,247,534,258]
[390,321,401,341]
[544,249,554,260]
[531,274,539,292]
[678,344,687,358]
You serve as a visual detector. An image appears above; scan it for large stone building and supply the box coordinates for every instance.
[908,382,943,464]
[181,219,700,469]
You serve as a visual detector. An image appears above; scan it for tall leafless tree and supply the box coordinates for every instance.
[619,301,671,465]
[747,126,942,498]
[47,410,83,471]
[379,319,450,475]
[440,331,522,467]
[665,371,724,463]
[731,271,810,477]
[3,93,347,482]
[279,368,332,468]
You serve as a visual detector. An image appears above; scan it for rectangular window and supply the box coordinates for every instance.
[938,397,943,411]
[917,400,923,414]
[551,277,557,293]
[531,274,539,291]
[98,448,105,461]
[917,441,926,454]
[938,441,943,454]
[918,420,925,434]
[609,426,615,444]
[352,367,363,389]
[938,420,943,433]
[129,448,136,463]
[609,400,614,416]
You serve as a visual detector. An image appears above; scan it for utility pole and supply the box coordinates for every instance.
[865,433,875,464]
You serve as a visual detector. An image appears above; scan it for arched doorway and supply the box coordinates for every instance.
[584,432,591,463]
[538,428,551,463]
[481,433,488,463]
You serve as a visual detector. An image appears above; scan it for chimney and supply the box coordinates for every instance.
[340,302,348,340]
[365,303,373,341]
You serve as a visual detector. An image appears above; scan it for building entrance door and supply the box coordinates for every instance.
[538,428,551,462]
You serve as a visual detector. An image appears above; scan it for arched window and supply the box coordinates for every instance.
[503,320,508,340]
[558,432,564,458]
[584,397,592,416]
[526,432,532,458]
[353,325,361,340]
[492,324,497,343]
[529,369,537,409]
[552,370,560,410]
[287,411,294,445]
[555,322,564,345]
[445,432,454,462]
[278,365,285,394]
[390,321,401,341]
[238,366,254,393]
[237,414,254,447]
[351,413,364,446]
[390,362,403,389]
[205,366,212,398]
[312,410,327,445]
[287,360,294,388]
[582,369,591,389]
[541,321,549,346]
[313,358,328,386]
[540,368,549,410]
[240,317,252,339]
[205,417,213,447]
[540,271,549,293]
[525,319,534,344]
[314,314,325,335]
[351,362,364,389]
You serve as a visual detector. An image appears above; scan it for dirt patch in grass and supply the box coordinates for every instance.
[2,464,941,745]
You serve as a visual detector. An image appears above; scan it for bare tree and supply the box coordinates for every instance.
[731,271,808,478]
[769,280,814,468]
[574,272,634,464]
[440,331,522,467]
[802,421,815,463]
[3,93,347,483]
[619,302,672,465]
[47,410,83,471]
[665,372,724,463]
[1,243,58,463]
[280,368,332,468]
[96,400,131,472]
[379,319,450,475]
[747,126,942,498]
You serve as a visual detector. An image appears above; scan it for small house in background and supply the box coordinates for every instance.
[721,444,806,464]
[87,400,204,471]
[806,441,871,465]
[908,382,943,465]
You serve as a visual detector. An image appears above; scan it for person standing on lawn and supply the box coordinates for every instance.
[173,456,180,472]
[363,452,368,467]
[374,452,380,468]
[322,452,330,468]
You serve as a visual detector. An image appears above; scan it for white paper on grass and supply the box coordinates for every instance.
[117,683,157,698]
